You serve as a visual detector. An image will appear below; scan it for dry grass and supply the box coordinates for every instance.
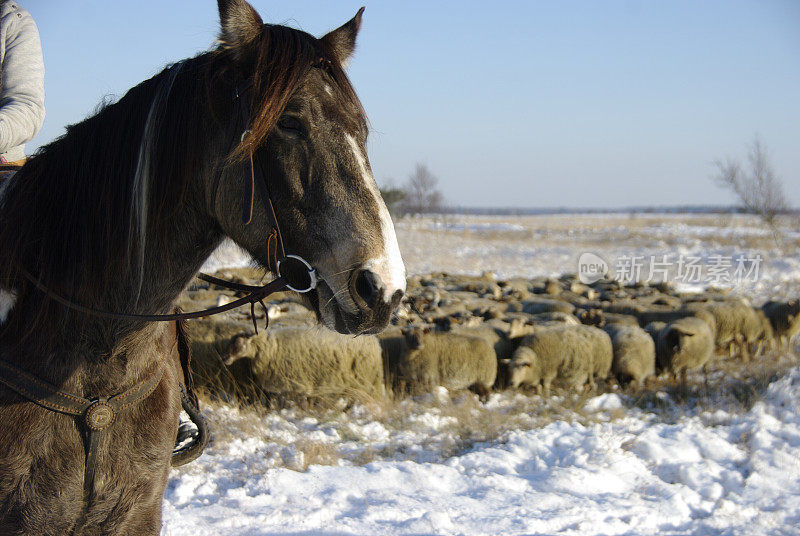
[628,347,799,421]
[193,344,799,472]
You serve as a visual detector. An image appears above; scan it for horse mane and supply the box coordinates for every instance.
[0,22,364,342]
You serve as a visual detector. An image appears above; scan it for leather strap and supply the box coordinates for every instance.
[0,359,164,511]
[19,265,289,323]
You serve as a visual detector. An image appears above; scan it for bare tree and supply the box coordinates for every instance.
[713,137,788,233]
[401,163,444,215]
[378,178,406,218]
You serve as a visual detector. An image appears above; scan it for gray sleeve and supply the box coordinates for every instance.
[0,7,45,153]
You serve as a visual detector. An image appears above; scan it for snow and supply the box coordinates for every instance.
[163,370,800,535]
[163,213,800,535]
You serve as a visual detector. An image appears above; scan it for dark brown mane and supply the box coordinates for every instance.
[0,22,362,344]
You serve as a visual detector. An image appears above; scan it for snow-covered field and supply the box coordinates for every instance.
[164,213,800,535]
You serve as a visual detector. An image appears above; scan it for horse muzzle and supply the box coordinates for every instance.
[308,264,404,335]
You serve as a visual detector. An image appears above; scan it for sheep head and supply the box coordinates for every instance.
[508,318,531,339]
[665,325,695,355]
[224,332,255,365]
[508,348,537,389]
[402,327,427,350]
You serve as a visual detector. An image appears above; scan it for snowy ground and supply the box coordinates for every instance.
[164,213,800,535]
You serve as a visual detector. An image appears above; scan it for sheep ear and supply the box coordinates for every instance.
[499,358,511,365]
[218,0,263,51]
[321,7,364,67]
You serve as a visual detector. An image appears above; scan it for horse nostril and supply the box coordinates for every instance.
[352,269,381,310]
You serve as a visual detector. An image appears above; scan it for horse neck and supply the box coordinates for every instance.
[0,65,229,387]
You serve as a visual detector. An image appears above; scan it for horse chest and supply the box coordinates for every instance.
[0,366,181,535]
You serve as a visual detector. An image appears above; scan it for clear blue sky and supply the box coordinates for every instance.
[24,1,800,208]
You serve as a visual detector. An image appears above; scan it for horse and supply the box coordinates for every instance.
[0,0,405,533]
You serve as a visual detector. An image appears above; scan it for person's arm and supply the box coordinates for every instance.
[0,7,45,153]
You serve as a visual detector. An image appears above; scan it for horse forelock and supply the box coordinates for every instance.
[227,23,366,163]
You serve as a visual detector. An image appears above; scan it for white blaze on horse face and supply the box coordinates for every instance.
[0,289,16,325]
[344,133,406,302]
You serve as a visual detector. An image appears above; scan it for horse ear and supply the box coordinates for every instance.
[218,0,263,50]
[321,7,364,67]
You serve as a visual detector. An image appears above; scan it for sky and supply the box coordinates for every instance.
[23,1,800,209]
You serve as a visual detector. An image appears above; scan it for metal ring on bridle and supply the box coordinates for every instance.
[277,254,317,293]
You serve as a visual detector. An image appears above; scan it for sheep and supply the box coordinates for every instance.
[569,281,598,300]
[600,300,647,316]
[762,299,800,346]
[743,308,776,356]
[644,321,667,343]
[392,328,497,397]
[225,327,385,400]
[528,311,581,325]
[456,281,502,299]
[186,319,253,391]
[544,279,563,296]
[450,321,514,361]
[497,278,533,301]
[557,290,592,306]
[507,325,612,395]
[602,324,656,387]
[520,297,575,315]
[635,308,717,338]
[638,293,682,309]
[266,301,317,327]
[688,300,761,360]
[656,317,714,379]
[578,308,639,328]
[464,315,578,361]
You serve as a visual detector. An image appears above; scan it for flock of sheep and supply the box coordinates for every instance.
[185,269,800,403]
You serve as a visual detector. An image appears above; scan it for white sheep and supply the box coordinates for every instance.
[392,328,497,397]
[602,324,655,387]
[507,325,612,395]
[656,317,714,379]
[226,327,385,400]
[688,300,763,361]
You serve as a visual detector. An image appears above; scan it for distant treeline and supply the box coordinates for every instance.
[423,205,800,216]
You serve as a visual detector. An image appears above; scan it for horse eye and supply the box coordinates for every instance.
[277,116,305,136]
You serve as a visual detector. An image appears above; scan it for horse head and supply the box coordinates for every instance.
[210,0,405,335]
